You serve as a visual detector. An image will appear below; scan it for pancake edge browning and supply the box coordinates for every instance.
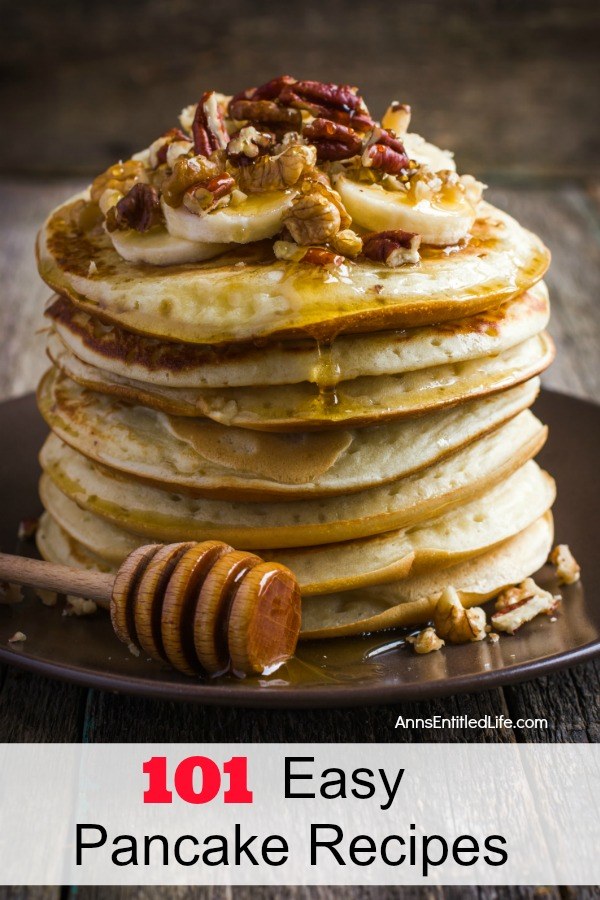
[37,196,550,345]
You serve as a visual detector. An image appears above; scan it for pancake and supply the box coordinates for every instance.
[38,461,555,595]
[36,510,113,574]
[45,282,549,388]
[37,197,550,345]
[300,512,554,637]
[38,366,540,499]
[39,411,546,549]
[47,329,554,430]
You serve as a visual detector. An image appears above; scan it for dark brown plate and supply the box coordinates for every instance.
[0,390,598,708]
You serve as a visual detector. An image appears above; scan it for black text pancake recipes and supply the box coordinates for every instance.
[35,76,579,674]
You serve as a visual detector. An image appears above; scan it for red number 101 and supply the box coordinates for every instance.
[143,755,253,804]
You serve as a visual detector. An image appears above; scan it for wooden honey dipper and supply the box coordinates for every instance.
[0,541,302,678]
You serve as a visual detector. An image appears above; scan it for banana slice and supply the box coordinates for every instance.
[336,175,477,246]
[403,133,456,172]
[108,227,231,266]
[162,189,297,244]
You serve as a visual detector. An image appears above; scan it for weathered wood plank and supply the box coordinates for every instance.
[0,890,59,900]
[70,888,563,899]
[82,686,515,743]
[0,667,86,741]
[503,658,600,744]
[2,0,599,178]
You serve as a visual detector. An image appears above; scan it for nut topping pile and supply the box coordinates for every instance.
[89,76,485,268]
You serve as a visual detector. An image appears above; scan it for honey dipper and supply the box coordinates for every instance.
[0,541,302,678]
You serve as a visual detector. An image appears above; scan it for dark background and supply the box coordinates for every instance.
[2,0,599,179]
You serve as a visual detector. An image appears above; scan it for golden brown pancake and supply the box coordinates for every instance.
[38,366,540,500]
[45,281,550,388]
[39,411,546,550]
[47,329,553,430]
[37,196,549,345]
[38,462,555,596]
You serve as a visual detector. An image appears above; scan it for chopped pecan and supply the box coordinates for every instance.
[236,143,316,193]
[284,192,340,244]
[362,127,409,174]
[284,180,349,244]
[106,183,162,232]
[227,126,275,161]
[307,178,351,227]
[192,90,230,157]
[229,98,302,130]
[90,159,147,204]
[491,578,560,634]
[303,118,362,160]
[273,241,343,266]
[432,587,487,644]
[381,102,412,136]
[549,544,581,585]
[183,173,235,215]
[407,627,445,654]
[8,631,26,643]
[273,240,306,262]
[363,230,421,266]
[303,247,344,266]
[161,154,222,207]
[363,144,409,175]
[330,228,363,257]
[148,128,191,168]
[17,517,39,540]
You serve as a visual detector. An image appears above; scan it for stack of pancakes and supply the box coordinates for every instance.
[34,86,555,641]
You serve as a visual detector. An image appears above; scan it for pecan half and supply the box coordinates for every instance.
[229,98,302,130]
[232,75,297,104]
[293,80,366,113]
[183,173,235,215]
[162,154,222,207]
[236,143,316,193]
[303,118,362,160]
[192,90,230,157]
[362,230,421,266]
[280,80,373,131]
[107,183,162,232]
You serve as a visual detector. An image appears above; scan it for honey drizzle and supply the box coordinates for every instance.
[311,337,342,410]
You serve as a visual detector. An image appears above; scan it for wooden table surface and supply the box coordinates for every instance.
[0,176,599,900]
